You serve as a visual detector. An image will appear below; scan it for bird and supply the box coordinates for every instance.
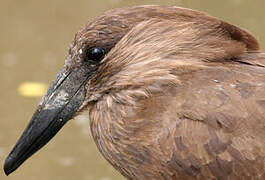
[4,5,265,179]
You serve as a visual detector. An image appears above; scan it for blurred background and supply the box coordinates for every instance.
[0,0,264,180]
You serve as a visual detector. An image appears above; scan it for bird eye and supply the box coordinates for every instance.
[85,47,105,63]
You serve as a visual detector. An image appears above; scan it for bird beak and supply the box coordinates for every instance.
[4,65,92,175]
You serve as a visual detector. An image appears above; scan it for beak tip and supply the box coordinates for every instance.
[4,155,16,176]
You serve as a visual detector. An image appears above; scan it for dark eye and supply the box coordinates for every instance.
[85,47,105,63]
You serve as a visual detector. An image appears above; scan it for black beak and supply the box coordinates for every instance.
[4,65,92,175]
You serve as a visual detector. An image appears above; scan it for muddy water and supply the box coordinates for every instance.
[0,0,264,180]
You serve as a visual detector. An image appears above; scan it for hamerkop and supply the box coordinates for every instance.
[4,5,265,179]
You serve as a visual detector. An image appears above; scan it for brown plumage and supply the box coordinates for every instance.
[4,5,265,179]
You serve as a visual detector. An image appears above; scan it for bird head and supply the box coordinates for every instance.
[4,5,259,175]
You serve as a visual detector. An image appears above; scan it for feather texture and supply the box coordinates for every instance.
[70,6,265,179]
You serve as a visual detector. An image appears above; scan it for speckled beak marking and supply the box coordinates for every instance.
[4,66,92,175]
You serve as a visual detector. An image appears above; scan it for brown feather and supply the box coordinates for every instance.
[66,5,265,179]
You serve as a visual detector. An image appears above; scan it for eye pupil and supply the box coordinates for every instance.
[85,47,105,62]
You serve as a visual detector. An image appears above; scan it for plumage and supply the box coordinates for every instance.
[4,5,265,179]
